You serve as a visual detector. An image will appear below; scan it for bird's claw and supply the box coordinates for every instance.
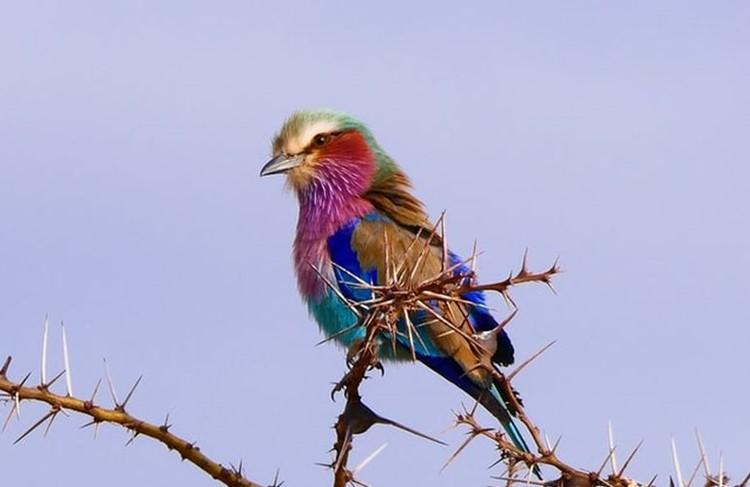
[330,374,349,401]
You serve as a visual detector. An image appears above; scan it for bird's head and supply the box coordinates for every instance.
[261,110,384,195]
[261,109,427,226]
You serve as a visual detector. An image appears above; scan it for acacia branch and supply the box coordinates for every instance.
[0,356,263,487]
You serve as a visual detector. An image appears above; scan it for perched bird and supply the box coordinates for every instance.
[260,110,532,456]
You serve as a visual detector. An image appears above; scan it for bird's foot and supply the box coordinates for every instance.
[345,339,384,372]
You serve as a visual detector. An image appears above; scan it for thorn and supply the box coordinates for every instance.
[524,462,535,487]
[18,371,32,387]
[672,438,685,487]
[646,474,659,487]
[550,256,561,272]
[440,212,449,274]
[89,378,102,405]
[409,218,441,284]
[349,476,375,487]
[686,456,703,487]
[353,443,387,474]
[494,309,518,334]
[507,341,555,381]
[103,358,120,407]
[125,430,140,446]
[2,398,19,432]
[403,308,428,360]
[311,263,364,319]
[230,459,244,477]
[440,428,486,473]
[46,369,66,388]
[394,226,426,281]
[402,309,418,361]
[333,424,353,476]
[0,356,11,377]
[500,289,518,310]
[120,375,143,411]
[11,372,32,420]
[596,446,617,478]
[41,315,49,385]
[315,320,365,347]
[469,240,479,277]
[79,418,99,430]
[550,435,562,454]
[415,301,476,345]
[270,468,284,487]
[608,421,618,474]
[161,412,172,432]
[13,390,21,420]
[695,429,711,477]
[718,452,724,487]
[43,409,59,437]
[617,439,644,477]
[14,409,56,444]
[61,322,73,396]
[544,280,558,296]
[520,249,529,275]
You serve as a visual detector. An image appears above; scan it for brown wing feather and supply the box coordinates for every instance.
[364,171,428,228]
[351,218,494,387]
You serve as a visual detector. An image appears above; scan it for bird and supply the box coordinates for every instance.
[260,109,533,458]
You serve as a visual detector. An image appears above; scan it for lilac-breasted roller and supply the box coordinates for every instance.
[260,110,532,456]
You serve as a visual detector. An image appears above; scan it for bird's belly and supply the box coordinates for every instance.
[308,289,365,348]
[308,289,442,362]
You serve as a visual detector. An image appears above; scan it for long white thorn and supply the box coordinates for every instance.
[103,358,120,406]
[353,443,387,475]
[14,390,21,419]
[61,322,73,396]
[695,429,711,477]
[718,452,724,487]
[608,421,618,474]
[383,227,391,285]
[41,315,49,385]
[2,400,18,431]
[672,438,685,487]
[440,212,448,273]
[470,240,478,277]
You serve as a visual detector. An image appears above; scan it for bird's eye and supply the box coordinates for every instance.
[313,133,329,147]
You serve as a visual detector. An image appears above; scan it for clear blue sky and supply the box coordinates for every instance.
[1,2,748,486]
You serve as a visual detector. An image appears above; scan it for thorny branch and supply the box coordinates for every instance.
[2,216,744,487]
[321,216,744,487]
[0,354,264,487]
[321,215,563,486]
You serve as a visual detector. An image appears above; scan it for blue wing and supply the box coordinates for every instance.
[324,211,533,457]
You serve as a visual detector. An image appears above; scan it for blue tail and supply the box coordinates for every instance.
[417,354,540,477]
[486,385,542,478]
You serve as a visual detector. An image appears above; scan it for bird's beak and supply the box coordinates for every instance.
[259,154,304,177]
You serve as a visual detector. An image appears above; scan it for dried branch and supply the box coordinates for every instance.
[0,356,263,487]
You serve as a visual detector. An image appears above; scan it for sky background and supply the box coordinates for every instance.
[1,2,748,486]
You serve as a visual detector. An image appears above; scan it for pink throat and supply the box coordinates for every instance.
[292,162,375,298]
[293,194,373,298]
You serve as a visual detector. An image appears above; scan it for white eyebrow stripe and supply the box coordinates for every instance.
[285,119,339,154]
